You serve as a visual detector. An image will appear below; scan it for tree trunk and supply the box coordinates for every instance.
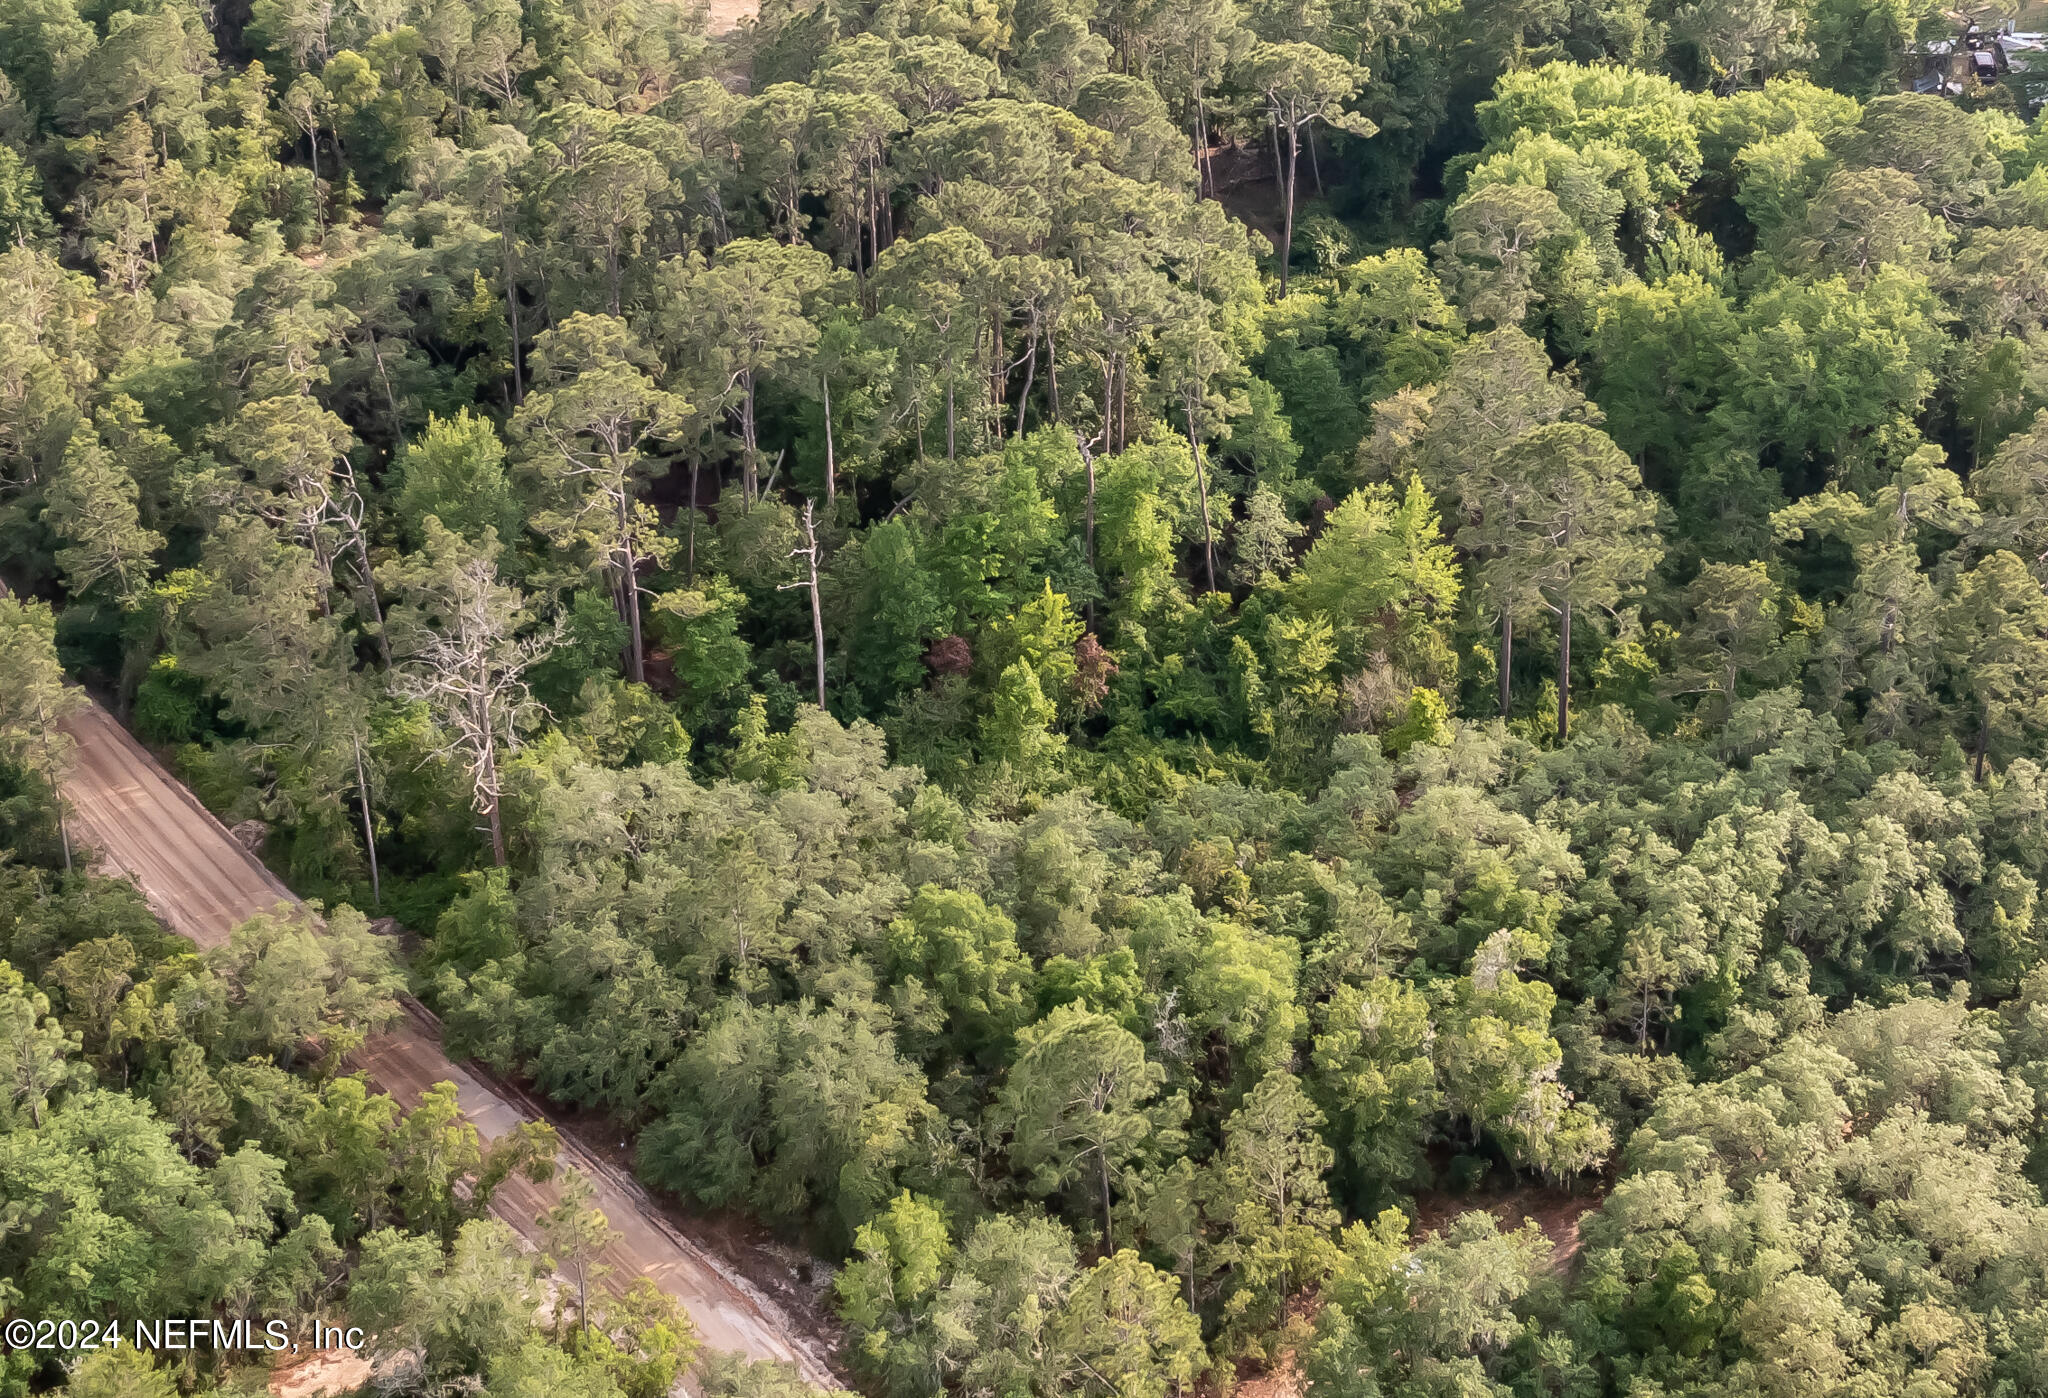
[1277,1179,1290,1294]
[946,378,957,460]
[502,223,524,404]
[1116,356,1128,450]
[866,157,879,269]
[311,535,336,618]
[1106,356,1119,452]
[58,812,72,874]
[1079,431,1097,571]
[346,518,391,668]
[686,459,699,584]
[1047,328,1061,422]
[482,745,506,867]
[710,186,731,248]
[804,502,826,708]
[615,479,646,682]
[1015,325,1038,436]
[989,310,1006,443]
[366,326,405,446]
[743,372,760,504]
[1556,595,1572,742]
[1499,606,1513,717]
[1187,418,1216,594]
[622,543,645,685]
[821,374,837,506]
[1281,118,1300,296]
[353,733,380,910]
[1975,707,1991,781]
[307,127,324,238]
[1097,1144,1115,1252]
[809,589,827,709]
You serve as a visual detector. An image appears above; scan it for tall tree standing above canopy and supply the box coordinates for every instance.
[995,1004,1181,1250]
[1382,328,1589,714]
[1774,447,1976,740]
[1246,41,1373,296]
[806,86,905,275]
[1433,182,1572,331]
[659,239,846,507]
[873,228,995,461]
[1969,410,2048,580]
[1149,0,1252,196]
[540,133,667,319]
[451,136,536,402]
[738,83,818,245]
[1671,0,1816,94]
[1158,306,1245,594]
[516,313,686,685]
[211,395,383,647]
[1468,422,1662,739]
[1209,1068,1341,1350]
[187,518,385,903]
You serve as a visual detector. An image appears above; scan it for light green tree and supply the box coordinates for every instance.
[1207,1069,1340,1354]
[539,1165,618,1339]
[0,598,88,869]
[659,239,844,504]
[1466,421,1663,739]
[995,1004,1178,1248]
[0,961,80,1129]
[1049,1250,1205,1398]
[516,313,686,685]
[1938,550,2048,779]
[394,409,522,547]
[1247,42,1374,295]
[44,424,163,606]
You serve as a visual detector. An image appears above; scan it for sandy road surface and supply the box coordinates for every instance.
[56,702,839,1388]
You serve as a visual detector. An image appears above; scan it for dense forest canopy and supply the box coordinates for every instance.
[5,0,2048,1393]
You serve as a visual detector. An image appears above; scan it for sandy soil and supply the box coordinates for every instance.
[705,0,758,32]
[1232,1352,1305,1398]
[57,702,841,1389]
[268,1348,373,1398]
[1409,1181,1606,1274]
[60,705,298,943]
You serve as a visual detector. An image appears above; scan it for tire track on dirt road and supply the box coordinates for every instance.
[55,700,841,1388]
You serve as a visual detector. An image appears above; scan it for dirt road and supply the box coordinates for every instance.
[57,702,840,1388]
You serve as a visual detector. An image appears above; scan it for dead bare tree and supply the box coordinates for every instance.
[381,526,560,867]
[780,498,828,709]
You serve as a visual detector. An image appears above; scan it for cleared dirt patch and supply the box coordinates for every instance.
[706,0,758,31]
[268,1349,374,1398]
[1410,1182,1607,1274]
